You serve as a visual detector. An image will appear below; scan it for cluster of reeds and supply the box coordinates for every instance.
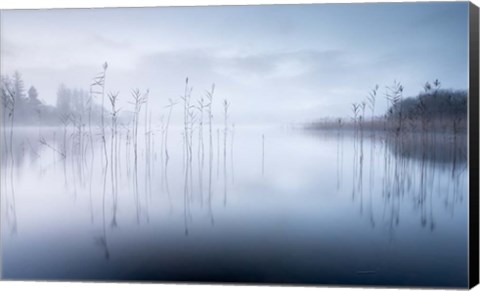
[1,77,17,232]
[339,78,467,237]
[2,62,240,241]
[91,62,108,164]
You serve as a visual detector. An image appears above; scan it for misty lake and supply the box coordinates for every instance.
[1,126,468,287]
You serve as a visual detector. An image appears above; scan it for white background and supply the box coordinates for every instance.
[0,0,479,291]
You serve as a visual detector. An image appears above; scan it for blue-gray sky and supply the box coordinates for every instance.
[0,2,469,125]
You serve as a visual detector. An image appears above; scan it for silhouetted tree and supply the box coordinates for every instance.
[27,86,40,107]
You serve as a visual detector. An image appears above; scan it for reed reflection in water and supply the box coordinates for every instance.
[1,126,468,287]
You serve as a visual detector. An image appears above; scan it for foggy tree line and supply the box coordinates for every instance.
[386,81,466,125]
[306,79,467,134]
[1,71,105,125]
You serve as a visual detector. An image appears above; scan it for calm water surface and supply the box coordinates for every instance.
[1,126,468,287]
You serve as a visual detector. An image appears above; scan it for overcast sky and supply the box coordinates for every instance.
[0,2,469,125]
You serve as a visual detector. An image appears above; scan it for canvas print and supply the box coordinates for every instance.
[0,2,478,288]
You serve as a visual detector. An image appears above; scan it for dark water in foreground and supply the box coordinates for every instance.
[1,127,468,287]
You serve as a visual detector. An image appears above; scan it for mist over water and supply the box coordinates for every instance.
[0,2,471,287]
[1,125,468,287]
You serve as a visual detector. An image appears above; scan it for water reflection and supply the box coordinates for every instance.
[97,161,110,259]
[1,126,469,286]
[341,127,467,238]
